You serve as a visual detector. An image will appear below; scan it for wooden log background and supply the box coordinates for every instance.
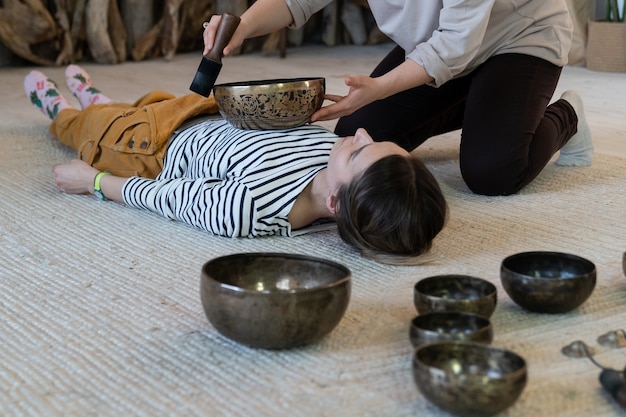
[0,0,387,66]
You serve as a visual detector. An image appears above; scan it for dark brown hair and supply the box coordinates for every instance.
[335,154,447,264]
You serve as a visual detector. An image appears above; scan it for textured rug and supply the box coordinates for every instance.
[1,122,625,417]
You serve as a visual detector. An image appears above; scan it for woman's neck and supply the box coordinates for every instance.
[288,169,332,230]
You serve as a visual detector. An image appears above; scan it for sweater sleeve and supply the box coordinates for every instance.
[122,176,259,238]
[285,0,333,28]
[408,0,495,87]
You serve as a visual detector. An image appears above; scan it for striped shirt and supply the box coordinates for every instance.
[122,119,337,237]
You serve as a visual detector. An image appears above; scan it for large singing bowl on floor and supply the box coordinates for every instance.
[200,252,351,349]
[500,251,596,314]
[213,78,325,130]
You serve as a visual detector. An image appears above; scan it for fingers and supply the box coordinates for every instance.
[311,93,351,122]
[344,76,368,90]
[202,15,223,55]
[203,14,245,57]
[311,102,352,122]
[52,164,67,193]
[51,159,96,195]
[323,94,345,103]
[310,109,325,123]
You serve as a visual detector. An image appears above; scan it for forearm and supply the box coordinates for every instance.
[376,59,434,100]
[52,159,128,203]
[311,58,435,122]
[96,174,126,203]
[239,0,294,38]
[123,176,253,237]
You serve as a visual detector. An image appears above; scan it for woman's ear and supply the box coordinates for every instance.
[326,193,339,214]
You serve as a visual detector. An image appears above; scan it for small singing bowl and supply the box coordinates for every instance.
[200,252,350,349]
[500,251,596,314]
[413,275,497,318]
[413,342,527,417]
[409,312,493,348]
[212,77,325,130]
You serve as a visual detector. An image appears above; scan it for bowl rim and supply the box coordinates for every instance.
[214,77,326,90]
[501,250,596,279]
[414,274,497,297]
[413,341,527,377]
[201,252,351,294]
[410,311,492,331]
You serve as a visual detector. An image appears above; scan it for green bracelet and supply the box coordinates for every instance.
[93,171,111,201]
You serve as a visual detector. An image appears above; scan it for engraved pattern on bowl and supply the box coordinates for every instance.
[213,78,325,130]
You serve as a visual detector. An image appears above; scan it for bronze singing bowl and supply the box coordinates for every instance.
[500,251,596,314]
[413,342,527,417]
[413,275,497,318]
[213,78,325,130]
[200,252,350,349]
[409,312,493,348]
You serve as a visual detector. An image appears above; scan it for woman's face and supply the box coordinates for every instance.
[326,128,409,192]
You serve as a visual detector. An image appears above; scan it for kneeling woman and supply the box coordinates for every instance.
[25,66,447,264]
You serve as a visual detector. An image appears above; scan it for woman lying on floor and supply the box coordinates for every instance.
[24,65,448,265]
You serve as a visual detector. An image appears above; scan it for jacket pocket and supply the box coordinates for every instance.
[102,118,159,156]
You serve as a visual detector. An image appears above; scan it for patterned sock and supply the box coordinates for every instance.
[24,70,73,120]
[555,90,593,167]
[65,64,112,109]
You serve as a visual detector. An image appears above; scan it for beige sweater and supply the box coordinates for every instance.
[286,0,573,86]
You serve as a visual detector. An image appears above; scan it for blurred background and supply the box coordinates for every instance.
[0,0,621,70]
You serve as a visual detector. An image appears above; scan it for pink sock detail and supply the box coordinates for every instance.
[24,70,73,120]
[65,65,112,109]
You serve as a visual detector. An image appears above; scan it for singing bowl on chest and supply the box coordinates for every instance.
[212,77,325,130]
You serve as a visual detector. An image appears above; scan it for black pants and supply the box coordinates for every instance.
[335,47,578,196]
